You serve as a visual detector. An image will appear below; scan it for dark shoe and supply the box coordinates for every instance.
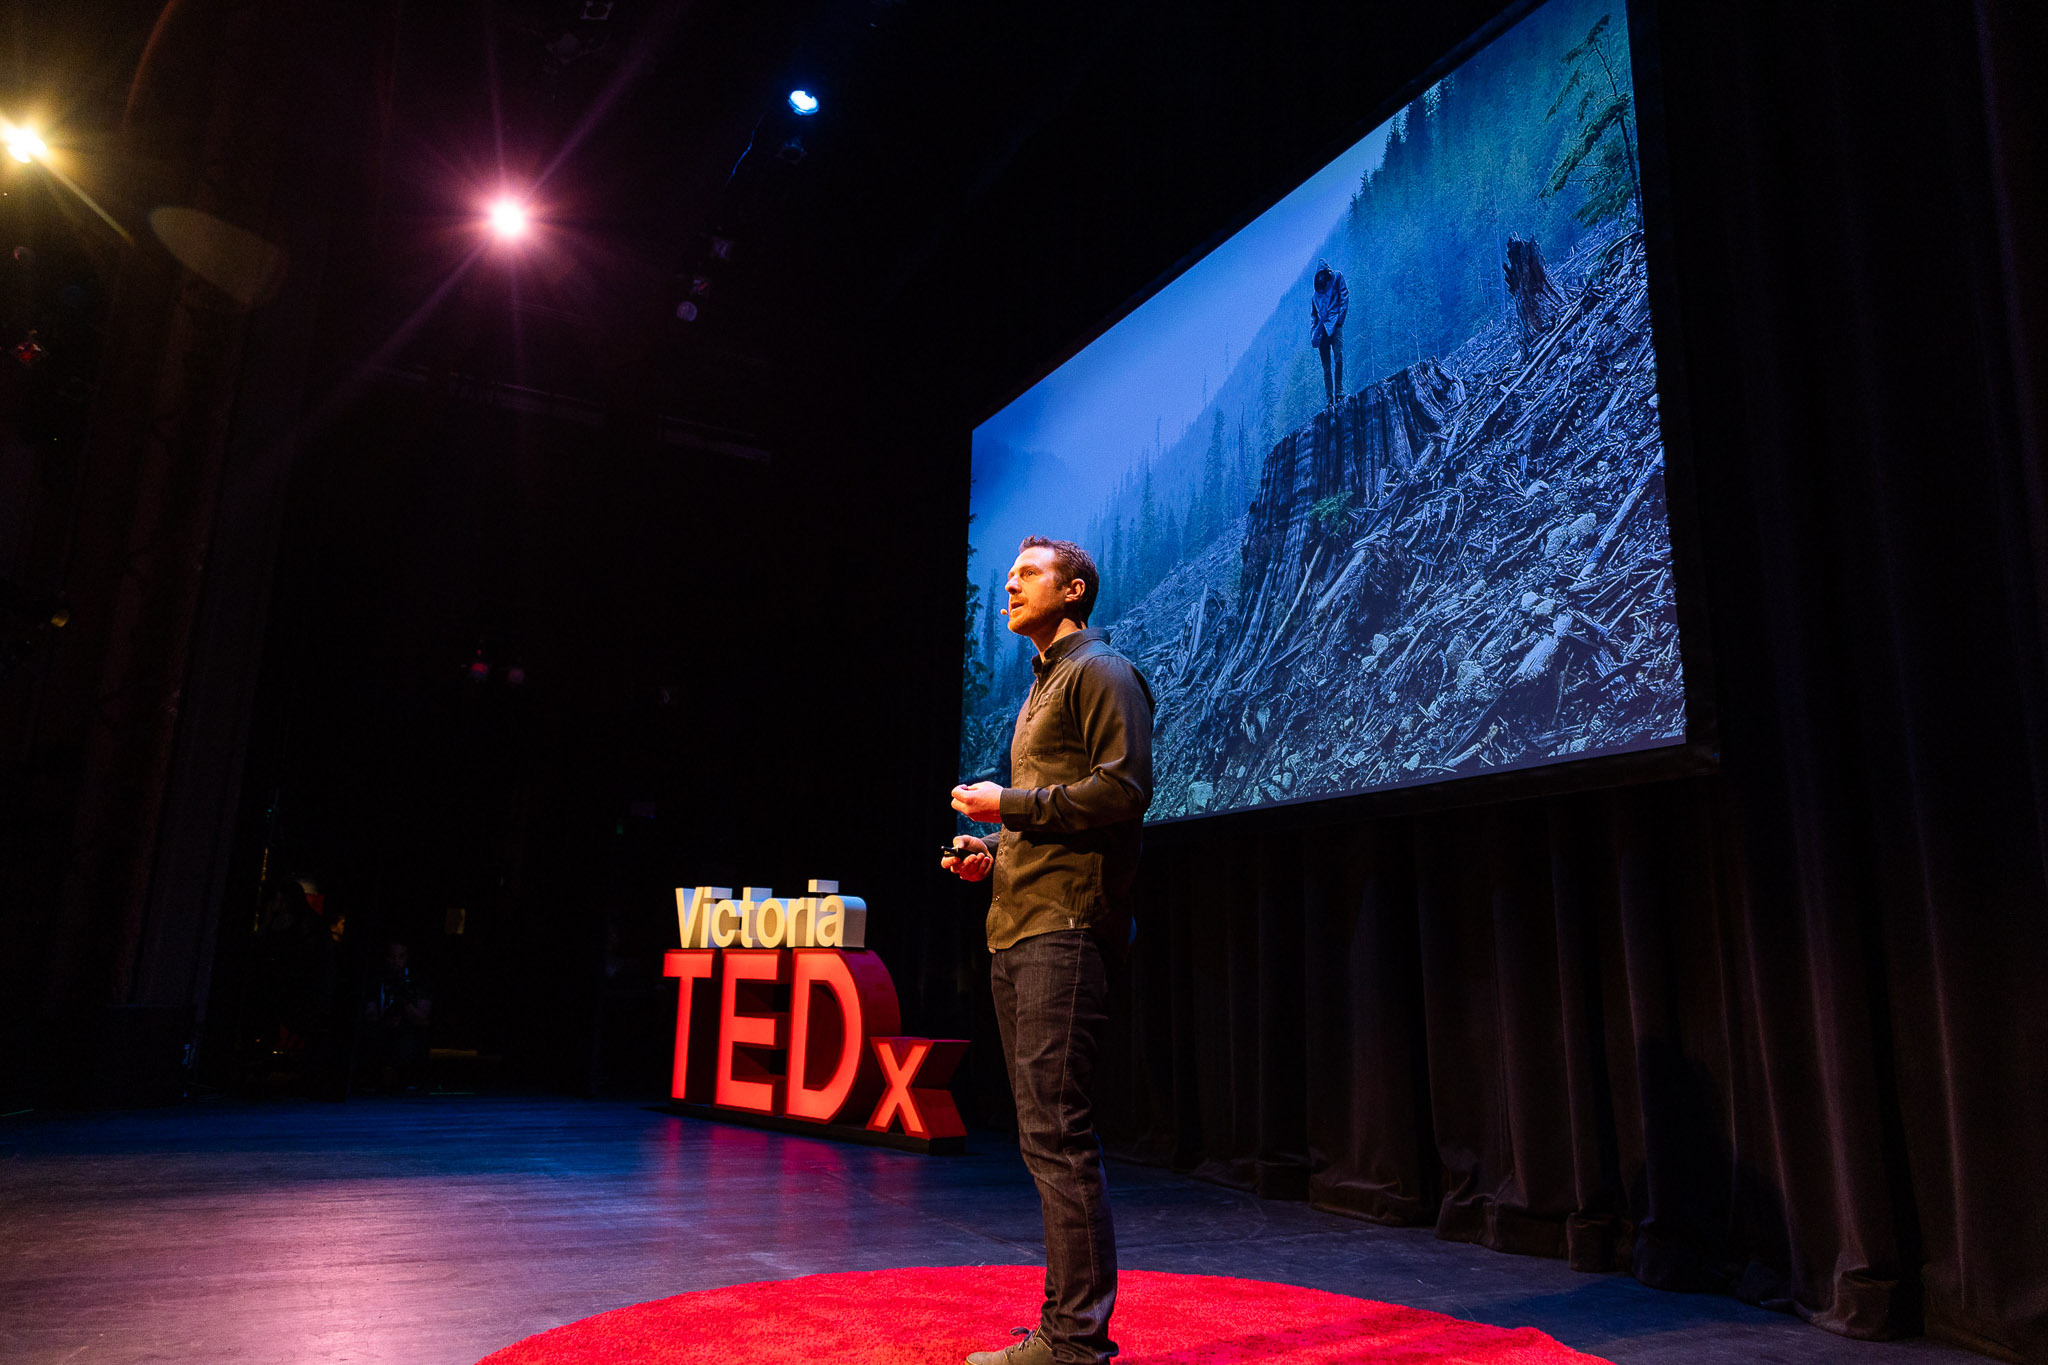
[964,1327,1053,1365]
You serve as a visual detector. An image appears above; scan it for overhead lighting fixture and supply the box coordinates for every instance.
[3,122,49,163]
[787,89,819,116]
[487,196,530,240]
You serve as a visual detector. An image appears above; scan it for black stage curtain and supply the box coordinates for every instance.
[1073,3,2047,1361]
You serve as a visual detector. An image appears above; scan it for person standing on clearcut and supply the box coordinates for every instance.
[1310,257,1349,406]
[944,536,1154,1365]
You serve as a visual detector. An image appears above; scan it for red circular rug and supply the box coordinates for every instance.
[476,1264,1613,1364]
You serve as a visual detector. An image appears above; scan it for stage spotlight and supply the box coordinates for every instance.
[487,197,530,240]
[788,89,819,116]
[3,123,48,163]
[676,300,700,322]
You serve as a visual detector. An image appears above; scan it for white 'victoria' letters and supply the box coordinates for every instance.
[674,881,868,950]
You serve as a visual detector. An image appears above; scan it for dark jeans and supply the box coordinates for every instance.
[991,929,1116,1364]
[1317,328,1344,403]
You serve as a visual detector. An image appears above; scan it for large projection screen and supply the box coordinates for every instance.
[962,0,1695,823]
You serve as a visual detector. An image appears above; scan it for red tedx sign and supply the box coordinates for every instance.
[664,947,966,1140]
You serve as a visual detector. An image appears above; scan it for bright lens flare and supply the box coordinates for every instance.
[487,197,529,240]
[1,119,128,242]
[3,122,49,163]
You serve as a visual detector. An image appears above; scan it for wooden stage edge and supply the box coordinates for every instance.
[661,1102,969,1155]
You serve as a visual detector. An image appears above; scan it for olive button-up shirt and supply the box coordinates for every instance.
[984,627,1155,951]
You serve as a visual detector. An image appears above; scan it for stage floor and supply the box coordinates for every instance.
[0,1096,1981,1365]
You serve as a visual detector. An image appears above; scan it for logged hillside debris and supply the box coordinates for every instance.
[1108,226,1685,819]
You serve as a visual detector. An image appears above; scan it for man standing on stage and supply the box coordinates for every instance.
[944,535,1154,1365]
[1310,257,1349,406]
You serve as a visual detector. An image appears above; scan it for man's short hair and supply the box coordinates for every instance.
[1019,536,1101,624]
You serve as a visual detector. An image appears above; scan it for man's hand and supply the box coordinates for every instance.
[950,781,1004,823]
[941,835,992,882]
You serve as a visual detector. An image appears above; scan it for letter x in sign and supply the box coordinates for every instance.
[867,1037,968,1141]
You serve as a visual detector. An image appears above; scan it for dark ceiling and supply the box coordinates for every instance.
[315,0,1518,443]
[7,0,1519,446]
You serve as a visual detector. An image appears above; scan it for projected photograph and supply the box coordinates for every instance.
[963,0,1688,821]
